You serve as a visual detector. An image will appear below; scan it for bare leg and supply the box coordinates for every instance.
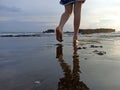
[56,4,73,42]
[57,4,73,30]
[73,2,82,42]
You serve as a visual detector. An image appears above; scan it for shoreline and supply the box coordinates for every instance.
[0,29,116,37]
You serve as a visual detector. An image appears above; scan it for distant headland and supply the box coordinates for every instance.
[43,28,115,34]
[79,28,115,34]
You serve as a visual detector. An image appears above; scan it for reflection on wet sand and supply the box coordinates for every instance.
[56,44,89,90]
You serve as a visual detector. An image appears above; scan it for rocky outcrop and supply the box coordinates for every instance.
[43,29,55,33]
[79,28,115,34]
[43,28,115,34]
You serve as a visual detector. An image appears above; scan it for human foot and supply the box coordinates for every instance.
[73,39,79,46]
[56,27,63,42]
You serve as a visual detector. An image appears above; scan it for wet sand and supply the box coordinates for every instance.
[0,33,120,90]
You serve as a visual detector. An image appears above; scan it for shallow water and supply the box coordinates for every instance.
[0,34,120,90]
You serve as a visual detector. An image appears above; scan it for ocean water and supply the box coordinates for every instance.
[0,31,120,38]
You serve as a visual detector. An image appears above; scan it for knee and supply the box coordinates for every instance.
[74,11,80,17]
[64,9,72,16]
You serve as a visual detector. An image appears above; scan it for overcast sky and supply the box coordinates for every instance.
[0,0,120,32]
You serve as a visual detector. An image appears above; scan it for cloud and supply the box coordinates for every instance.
[0,5,21,12]
[0,16,13,21]
[0,20,57,32]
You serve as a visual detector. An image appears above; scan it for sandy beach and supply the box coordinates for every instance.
[0,32,120,90]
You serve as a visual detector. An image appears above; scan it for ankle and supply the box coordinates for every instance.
[73,39,79,46]
[73,36,78,41]
[56,26,63,31]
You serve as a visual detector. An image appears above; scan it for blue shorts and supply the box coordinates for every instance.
[60,0,85,5]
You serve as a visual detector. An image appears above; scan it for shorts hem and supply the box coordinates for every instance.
[60,0,85,5]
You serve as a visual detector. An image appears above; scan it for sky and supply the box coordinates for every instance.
[0,0,120,32]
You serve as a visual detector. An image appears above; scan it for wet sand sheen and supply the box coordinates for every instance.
[0,34,120,90]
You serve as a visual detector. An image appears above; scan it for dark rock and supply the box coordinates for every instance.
[83,47,87,49]
[90,45,95,48]
[43,29,55,33]
[64,31,73,33]
[100,46,103,48]
[90,45,103,48]
[97,51,106,55]
[77,47,87,50]
[93,50,106,55]
[77,47,82,49]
